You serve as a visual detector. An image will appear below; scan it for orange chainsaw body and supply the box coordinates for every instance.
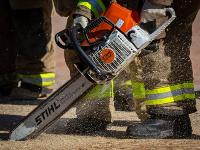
[98,2,140,32]
[83,2,140,45]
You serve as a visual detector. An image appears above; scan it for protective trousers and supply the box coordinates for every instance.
[63,0,199,122]
[72,0,148,120]
[0,0,55,93]
[114,69,134,111]
[131,0,200,116]
[64,50,113,123]
[73,0,199,119]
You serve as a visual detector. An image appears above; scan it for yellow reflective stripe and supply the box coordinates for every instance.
[185,93,196,99]
[182,82,194,89]
[96,0,106,12]
[145,93,195,106]
[146,85,181,95]
[121,80,132,87]
[146,82,194,95]
[17,73,55,87]
[17,73,55,79]
[145,82,195,105]
[78,1,99,17]
[132,82,145,99]
[35,81,55,87]
[111,80,114,98]
[83,83,112,100]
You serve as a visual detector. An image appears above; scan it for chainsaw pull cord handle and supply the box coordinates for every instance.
[69,25,102,75]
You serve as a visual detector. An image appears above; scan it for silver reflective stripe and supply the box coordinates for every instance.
[146,88,194,100]
[21,78,54,83]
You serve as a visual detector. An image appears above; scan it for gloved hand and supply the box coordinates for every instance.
[139,0,173,55]
[73,15,89,28]
[141,3,167,23]
[140,0,173,39]
[141,0,173,23]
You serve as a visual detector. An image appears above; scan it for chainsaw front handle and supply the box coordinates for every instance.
[149,8,176,41]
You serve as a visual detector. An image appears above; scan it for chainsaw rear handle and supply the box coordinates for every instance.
[55,26,103,77]
[55,25,101,74]
[55,29,70,49]
[55,17,114,50]
[69,26,103,75]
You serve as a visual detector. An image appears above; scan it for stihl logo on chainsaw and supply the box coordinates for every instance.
[99,48,116,64]
[35,101,61,126]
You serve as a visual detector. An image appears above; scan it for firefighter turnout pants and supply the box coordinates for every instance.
[131,0,200,117]
[0,0,55,92]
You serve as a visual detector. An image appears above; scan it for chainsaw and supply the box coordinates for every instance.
[9,3,176,141]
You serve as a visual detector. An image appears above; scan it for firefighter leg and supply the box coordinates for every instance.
[9,0,55,99]
[64,14,113,131]
[129,58,150,121]
[127,0,199,138]
[64,47,113,131]
[0,0,17,96]
[114,69,134,111]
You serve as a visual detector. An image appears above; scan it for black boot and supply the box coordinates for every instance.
[126,114,192,139]
[173,114,192,138]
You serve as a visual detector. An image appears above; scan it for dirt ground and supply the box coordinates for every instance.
[0,12,200,150]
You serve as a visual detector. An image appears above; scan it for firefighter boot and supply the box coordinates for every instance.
[126,114,192,138]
